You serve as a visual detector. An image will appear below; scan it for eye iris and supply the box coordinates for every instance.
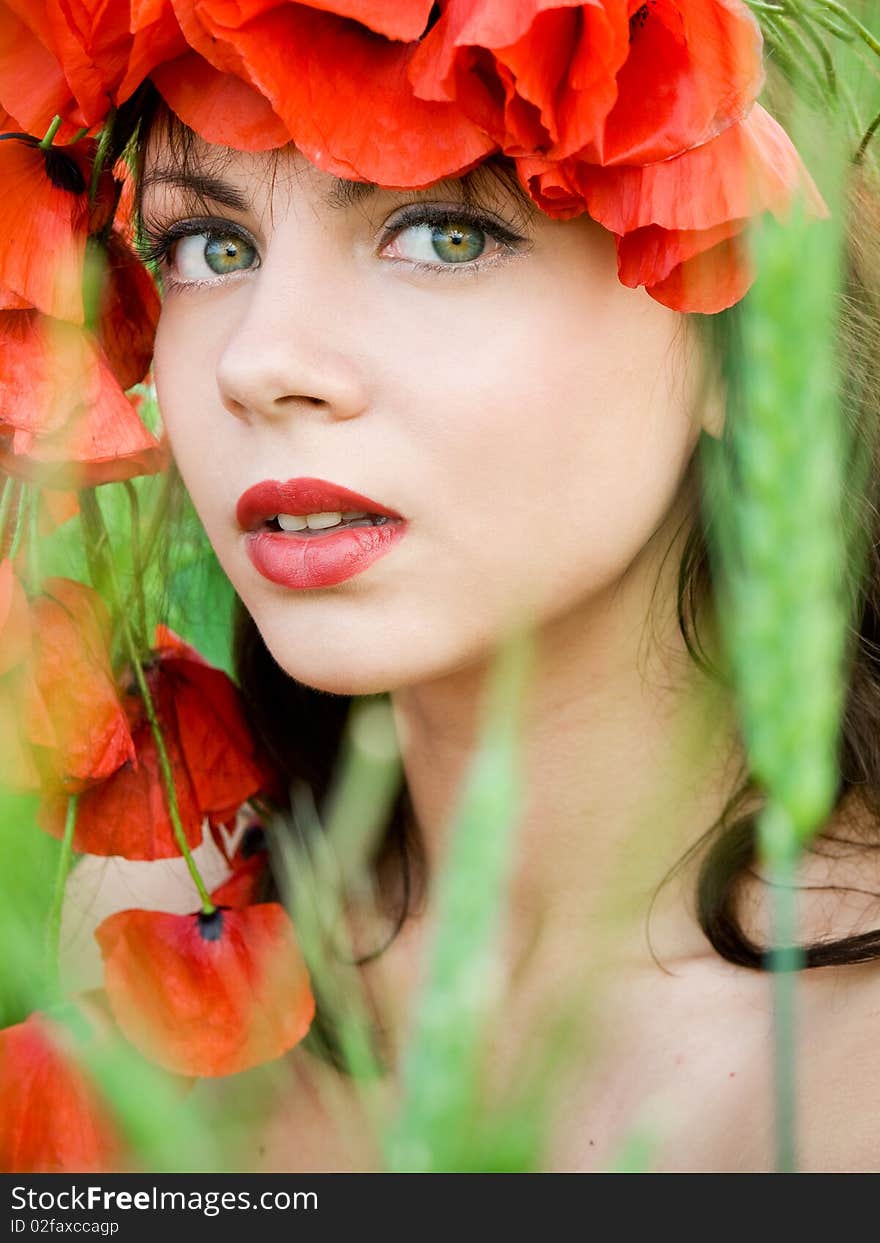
[204,234,254,274]
[430,222,484,263]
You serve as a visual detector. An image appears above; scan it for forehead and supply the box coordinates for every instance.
[140,126,536,221]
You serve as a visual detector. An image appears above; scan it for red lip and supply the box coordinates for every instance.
[236,477,403,531]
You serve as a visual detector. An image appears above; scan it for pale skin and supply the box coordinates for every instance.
[61,133,880,1172]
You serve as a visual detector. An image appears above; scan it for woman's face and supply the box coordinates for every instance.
[145,132,708,695]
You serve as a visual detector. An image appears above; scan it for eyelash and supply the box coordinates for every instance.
[136,203,529,290]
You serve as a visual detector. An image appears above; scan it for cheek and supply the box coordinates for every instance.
[388,272,697,631]
[152,305,231,534]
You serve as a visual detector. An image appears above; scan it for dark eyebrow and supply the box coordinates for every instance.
[141,165,531,219]
[140,168,380,213]
[322,178,378,210]
[140,169,251,212]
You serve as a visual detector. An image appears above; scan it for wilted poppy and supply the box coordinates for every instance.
[42,627,275,859]
[96,903,316,1077]
[0,1011,123,1173]
[0,309,167,488]
[28,577,136,793]
[0,568,135,793]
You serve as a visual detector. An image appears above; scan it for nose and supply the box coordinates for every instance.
[215,261,370,425]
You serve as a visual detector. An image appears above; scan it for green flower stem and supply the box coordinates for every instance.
[6,485,28,562]
[44,794,79,987]
[27,487,42,595]
[78,489,214,913]
[38,116,63,150]
[88,109,116,209]
[0,475,14,548]
[124,480,149,651]
[124,636,216,913]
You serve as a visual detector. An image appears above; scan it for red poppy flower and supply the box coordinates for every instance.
[0,568,134,794]
[94,232,161,392]
[157,1,495,182]
[0,5,82,136]
[0,1011,123,1173]
[95,903,315,1077]
[409,0,630,162]
[28,577,136,793]
[409,0,762,168]
[518,104,824,312]
[0,0,186,134]
[150,50,291,151]
[0,137,93,323]
[590,0,765,166]
[0,309,166,487]
[42,627,275,860]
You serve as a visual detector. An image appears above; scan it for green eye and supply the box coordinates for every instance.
[429,223,486,263]
[203,233,257,274]
[169,229,259,282]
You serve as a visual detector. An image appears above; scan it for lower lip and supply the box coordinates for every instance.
[245,521,408,589]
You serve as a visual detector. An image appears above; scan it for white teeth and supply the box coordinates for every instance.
[305,511,343,530]
[274,509,372,531]
[276,513,309,531]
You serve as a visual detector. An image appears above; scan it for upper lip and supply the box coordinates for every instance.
[236,477,405,532]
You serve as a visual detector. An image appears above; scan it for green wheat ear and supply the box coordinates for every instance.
[699,104,859,1169]
[701,113,853,854]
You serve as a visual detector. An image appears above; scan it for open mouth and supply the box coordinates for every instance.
[264,513,400,536]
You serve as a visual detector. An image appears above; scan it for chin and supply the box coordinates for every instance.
[254,630,401,697]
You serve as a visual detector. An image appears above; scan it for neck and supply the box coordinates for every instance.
[385,508,745,982]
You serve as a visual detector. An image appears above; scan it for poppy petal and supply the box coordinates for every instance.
[95,904,315,1077]
[0,6,74,134]
[190,0,436,40]
[645,231,754,313]
[410,0,629,160]
[189,5,497,184]
[0,139,90,322]
[28,578,136,792]
[575,104,823,234]
[592,0,765,165]
[210,853,269,908]
[97,233,161,392]
[0,1012,122,1173]
[151,50,289,150]
[0,315,167,488]
[39,686,204,860]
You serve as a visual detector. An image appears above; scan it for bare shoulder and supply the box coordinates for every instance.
[798,959,880,1173]
[59,829,236,992]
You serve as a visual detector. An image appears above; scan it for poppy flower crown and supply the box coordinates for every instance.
[0,0,834,488]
